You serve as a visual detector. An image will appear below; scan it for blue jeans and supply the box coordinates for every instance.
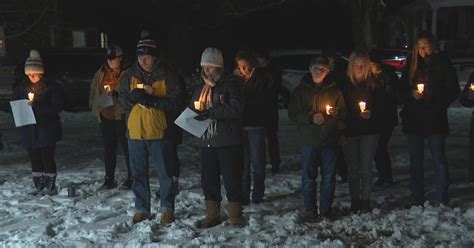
[300,145,336,214]
[407,134,449,204]
[128,139,175,214]
[242,127,267,203]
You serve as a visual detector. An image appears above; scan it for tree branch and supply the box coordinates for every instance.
[4,0,54,40]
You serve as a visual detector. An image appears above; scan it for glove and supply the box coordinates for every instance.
[140,94,162,108]
[194,110,210,121]
[129,89,145,103]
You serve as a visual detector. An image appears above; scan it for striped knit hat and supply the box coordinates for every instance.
[136,30,157,56]
[24,50,44,75]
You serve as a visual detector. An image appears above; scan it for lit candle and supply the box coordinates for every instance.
[358,101,366,112]
[104,85,111,92]
[470,83,474,91]
[326,105,333,115]
[28,92,34,101]
[194,101,201,110]
[417,84,424,94]
[136,83,144,89]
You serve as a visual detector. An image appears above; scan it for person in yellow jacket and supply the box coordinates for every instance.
[89,44,132,190]
[118,32,182,225]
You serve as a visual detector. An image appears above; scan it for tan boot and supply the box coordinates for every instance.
[132,213,151,224]
[197,200,221,228]
[227,202,246,227]
[161,212,175,225]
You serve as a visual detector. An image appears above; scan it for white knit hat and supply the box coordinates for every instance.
[24,50,44,75]
[200,47,224,68]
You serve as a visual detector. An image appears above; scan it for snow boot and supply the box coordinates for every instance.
[43,175,58,195]
[98,176,117,190]
[29,175,45,195]
[197,200,221,228]
[132,213,151,224]
[161,212,175,225]
[227,202,246,227]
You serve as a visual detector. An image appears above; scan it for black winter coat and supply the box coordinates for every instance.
[241,69,274,128]
[190,74,244,148]
[374,64,400,127]
[459,72,474,108]
[341,78,383,137]
[12,78,64,149]
[399,52,460,135]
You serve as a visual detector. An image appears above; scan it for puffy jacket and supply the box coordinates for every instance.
[288,74,346,146]
[118,61,182,140]
[89,64,128,122]
[12,78,64,148]
[399,52,460,135]
[189,73,244,148]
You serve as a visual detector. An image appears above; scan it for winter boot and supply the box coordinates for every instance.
[197,200,221,228]
[43,175,58,195]
[132,212,151,224]
[98,176,117,190]
[227,202,246,227]
[360,200,371,213]
[120,177,132,190]
[161,212,175,225]
[350,200,361,213]
[29,175,45,195]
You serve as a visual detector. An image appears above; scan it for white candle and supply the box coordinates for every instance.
[417,84,424,94]
[136,83,144,89]
[358,101,366,112]
[470,83,474,91]
[326,105,333,115]
[104,85,111,92]
[194,101,201,110]
[28,92,34,101]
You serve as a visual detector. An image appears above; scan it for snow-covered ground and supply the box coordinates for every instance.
[1,108,474,247]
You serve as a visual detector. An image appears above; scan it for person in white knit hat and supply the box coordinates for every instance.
[189,47,247,228]
[12,49,64,196]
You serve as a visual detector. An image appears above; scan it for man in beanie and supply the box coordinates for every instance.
[12,49,64,196]
[288,55,346,222]
[190,47,246,228]
[89,44,132,190]
[118,32,183,225]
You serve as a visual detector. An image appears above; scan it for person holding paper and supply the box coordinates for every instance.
[340,50,383,213]
[117,31,182,225]
[89,44,133,190]
[288,56,346,222]
[399,31,460,205]
[190,47,246,228]
[11,49,64,196]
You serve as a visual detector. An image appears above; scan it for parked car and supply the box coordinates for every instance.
[370,48,411,78]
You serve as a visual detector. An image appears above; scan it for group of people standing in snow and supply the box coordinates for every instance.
[13,29,473,227]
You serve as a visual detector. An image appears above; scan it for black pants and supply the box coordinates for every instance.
[200,145,243,203]
[28,144,57,174]
[374,126,395,182]
[335,145,347,180]
[100,117,131,180]
[266,126,281,172]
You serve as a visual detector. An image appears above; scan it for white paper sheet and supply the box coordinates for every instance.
[174,107,212,138]
[98,93,114,110]
[10,99,36,127]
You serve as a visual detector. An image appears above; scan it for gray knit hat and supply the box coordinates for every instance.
[24,50,44,75]
[200,47,224,68]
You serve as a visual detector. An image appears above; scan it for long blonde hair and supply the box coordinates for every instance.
[347,49,376,89]
[408,30,439,83]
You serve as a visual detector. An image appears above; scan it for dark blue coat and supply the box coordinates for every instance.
[12,78,64,149]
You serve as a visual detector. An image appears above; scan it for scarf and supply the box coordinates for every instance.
[198,77,217,140]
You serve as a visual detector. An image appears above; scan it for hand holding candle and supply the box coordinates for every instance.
[104,85,111,92]
[326,105,333,115]
[470,83,474,91]
[194,101,201,111]
[417,84,424,94]
[358,101,366,112]
[136,83,144,89]
[28,92,34,102]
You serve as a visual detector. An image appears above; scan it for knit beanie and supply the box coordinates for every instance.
[309,56,330,68]
[136,30,157,56]
[200,47,224,68]
[24,50,44,75]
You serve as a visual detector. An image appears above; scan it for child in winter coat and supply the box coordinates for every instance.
[12,50,64,195]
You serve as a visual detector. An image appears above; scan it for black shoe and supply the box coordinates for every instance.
[98,177,117,190]
[242,199,250,206]
[252,199,262,204]
[120,178,132,190]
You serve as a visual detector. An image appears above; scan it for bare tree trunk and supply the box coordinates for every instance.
[350,0,385,50]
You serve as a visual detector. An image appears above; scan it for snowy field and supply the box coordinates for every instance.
[1,108,474,247]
